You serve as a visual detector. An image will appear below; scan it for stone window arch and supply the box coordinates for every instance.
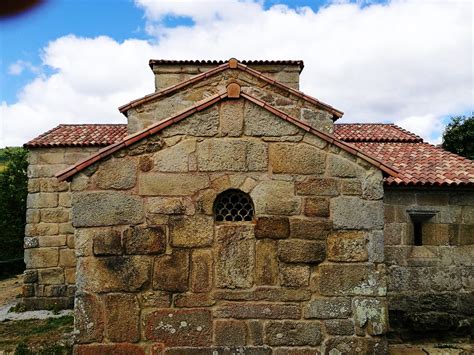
[213,189,254,222]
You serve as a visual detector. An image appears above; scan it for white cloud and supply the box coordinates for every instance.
[1,0,472,147]
[8,60,39,75]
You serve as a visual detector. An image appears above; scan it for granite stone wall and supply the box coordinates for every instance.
[71,99,388,354]
[23,147,99,310]
[384,189,474,342]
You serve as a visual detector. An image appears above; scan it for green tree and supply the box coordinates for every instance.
[442,115,473,160]
[0,147,28,261]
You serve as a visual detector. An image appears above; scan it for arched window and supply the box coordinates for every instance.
[213,189,254,222]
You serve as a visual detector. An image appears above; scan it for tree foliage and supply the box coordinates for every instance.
[442,115,473,160]
[0,147,28,261]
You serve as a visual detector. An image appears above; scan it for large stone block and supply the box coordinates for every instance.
[147,197,195,215]
[40,208,69,223]
[96,158,137,190]
[144,309,212,346]
[325,319,355,336]
[327,231,369,262]
[75,292,104,343]
[124,225,166,255]
[153,250,189,292]
[72,192,144,227]
[214,303,301,319]
[264,321,322,346]
[246,140,268,171]
[92,229,122,256]
[279,263,310,287]
[104,293,140,342]
[24,248,59,268]
[38,267,64,285]
[296,177,339,196]
[331,197,384,230]
[25,222,59,237]
[59,248,76,267]
[154,139,196,172]
[255,216,289,239]
[76,256,151,293]
[269,143,326,175]
[244,101,300,136]
[220,100,244,137]
[214,320,247,346]
[215,225,255,288]
[190,249,213,293]
[197,138,247,171]
[304,197,330,217]
[289,218,332,240]
[27,193,58,208]
[251,180,300,215]
[278,240,325,263]
[353,297,388,335]
[255,240,279,286]
[161,106,219,137]
[304,297,351,319]
[323,336,388,355]
[75,344,145,355]
[139,173,209,196]
[319,264,386,296]
[170,215,214,248]
[327,155,365,178]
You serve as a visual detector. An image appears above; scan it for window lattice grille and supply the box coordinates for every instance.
[214,189,254,222]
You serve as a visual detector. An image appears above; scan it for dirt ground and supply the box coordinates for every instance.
[0,275,22,307]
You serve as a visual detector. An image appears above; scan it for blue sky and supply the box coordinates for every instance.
[0,0,472,147]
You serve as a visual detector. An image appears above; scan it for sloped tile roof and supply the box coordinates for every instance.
[352,142,474,187]
[334,123,423,142]
[25,124,128,148]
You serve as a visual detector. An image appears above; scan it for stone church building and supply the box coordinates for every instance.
[24,59,473,354]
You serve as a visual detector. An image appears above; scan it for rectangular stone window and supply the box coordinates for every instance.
[407,208,438,245]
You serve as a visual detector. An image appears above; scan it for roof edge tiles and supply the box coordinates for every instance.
[56,83,396,182]
[148,59,305,72]
[335,123,424,143]
[118,58,344,120]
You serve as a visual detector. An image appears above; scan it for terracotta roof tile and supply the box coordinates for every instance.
[24,124,127,148]
[149,59,305,72]
[352,142,474,187]
[334,123,423,142]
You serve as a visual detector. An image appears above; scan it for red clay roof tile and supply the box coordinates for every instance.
[334,123,423,142]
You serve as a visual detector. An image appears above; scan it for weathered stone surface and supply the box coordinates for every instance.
[153,139,196,172]
[304,297,351,319]
[362,172,384,200]
[212,287,311,302]
[278,240,325,264]
[72,192,144,227]
[197,138,247,171]
[38,235,66,247]
[248,320,264,346]
[24,248,59,268]
[76,256,151,293]
[331,197,384,230]
[137,292,170,311]
[104,293,140,342]
[182,250,210,295]
[214,320,247,346]
[170,215,214,248]
[75,344,145,355]
[247,141,268,171]
[323,337,388,355]
[24,236,38,248]
[65,267,76,284]
[96,158,137,190]
[327,231,368,262]
[304,197,330,217]
[147,197,195,215]
[319,264,386,296]
[153,250,189,292]
[220,100,244,137]
[269,143,326,175]
[255,240,279,286]
[59,248,76,267]
[174,293,215,308]
[40,208,69,223]
[244,101,300,136]
[368,230,384,263]
[163,347,271,355]
[93,229,122,256]
[25,222,59,237]
[264,321,322,346]
[327,155,364,178]
[280,264,310,287]
[38,268,64,285]
[255,216,289,239]
[215,303,301,319]
[144,309,212,346]
[340,179,362,195]
[139,155,153,172]
[24,269,38,283]
[353,297,388,335]
[325,319,355,335]
[162,106,219,137]
[75,292,104,343]
[215,225,255,288]
[124,226,166,255]
[289,218,332,240]
[251,180,300,215]
[296,177,339,196]
[273,348,320,355]
[139,173,209,196]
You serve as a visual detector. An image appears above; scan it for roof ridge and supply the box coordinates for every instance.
[56,83,397,182]
[119,58,343,120]
[58,123,126,126]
